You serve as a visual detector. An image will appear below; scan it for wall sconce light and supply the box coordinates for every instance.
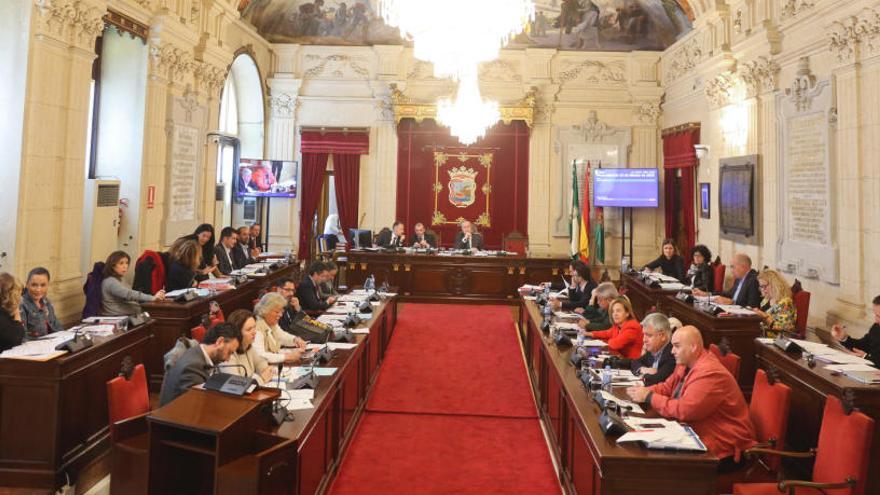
[694,144,710,159]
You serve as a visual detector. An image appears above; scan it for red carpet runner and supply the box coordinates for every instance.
[328,304,561,495]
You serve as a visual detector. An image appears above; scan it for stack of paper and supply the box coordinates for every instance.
[715,304,759,316]
[598,390,645,414]
[618,417,707,452]
[659,282,688,291]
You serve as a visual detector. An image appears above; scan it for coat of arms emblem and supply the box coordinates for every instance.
[447,166,478,208]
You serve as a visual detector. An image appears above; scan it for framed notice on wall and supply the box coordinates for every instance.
[719,155,759,243]
[699,183,710,219]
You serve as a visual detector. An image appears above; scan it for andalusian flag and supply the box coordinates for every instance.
[569,163,580,259]
[594,162,606,264]
[578,162,591,262]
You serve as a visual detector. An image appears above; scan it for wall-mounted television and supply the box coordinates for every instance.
[593,168,659,208]
[236,159,297,198]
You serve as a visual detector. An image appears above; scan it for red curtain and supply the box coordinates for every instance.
[395,119,529,249]
[662,128,700,252]
[333,153,360,242]
[297,152,329,259]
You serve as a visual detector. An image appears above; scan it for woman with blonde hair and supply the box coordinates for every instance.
[252,292,307,364]
[583,296,644,359]
[224,309,275,385]
[166,238,202,292]
[752,269,796,338]
[0,273,25,352]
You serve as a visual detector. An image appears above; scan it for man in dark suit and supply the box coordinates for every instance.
[274,278,334,342]
[453,220,484,250]
[411,222,437,248]
[614,313,676,386]
[376,221,406,248]
[159,323,241,406]
[213,227,238,275]
[695,253,761,308]
[232,226,256,269]
[296,261,337,311]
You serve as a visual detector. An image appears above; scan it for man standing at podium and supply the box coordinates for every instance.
[412,223,437,248]
[159,323,242,406]
[376,221,406,248]
[454,220,483,250]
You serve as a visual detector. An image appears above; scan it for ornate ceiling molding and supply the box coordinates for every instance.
[149,42,195,83]
[33,0,105,49]
[303,54,370,80]
[193,60,226,98]
[664,35,708,84]
[479,59,523,84]
[555,59,626,86]
[704,71,745,108]
[828,6,880,64]
[738,56,780,96]
[389,83,535,127]
[781,0,815,20]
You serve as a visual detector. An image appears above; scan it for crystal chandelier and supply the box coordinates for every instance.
[379,0,534,144]
[437,71,500,145]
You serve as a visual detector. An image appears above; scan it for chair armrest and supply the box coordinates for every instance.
[111,412,149,442]
[778,477,855,493]
[745,447,816,459]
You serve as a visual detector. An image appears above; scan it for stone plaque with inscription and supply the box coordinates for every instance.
[776,60,838,284]
[163,89,207,244]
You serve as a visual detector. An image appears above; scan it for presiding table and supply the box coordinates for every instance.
[755,340,880,493]
[345,250,569,304]
[0,321,156,489]
[142,263,300,390]
[144,296,397,495]
[520,298,718,494]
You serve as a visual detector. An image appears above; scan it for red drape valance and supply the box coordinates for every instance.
[662,129,700,169]
[301,131,370,155]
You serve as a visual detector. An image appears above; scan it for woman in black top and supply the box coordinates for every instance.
[0,273,25,353]
[166,239,201,292]
[684,244,714,292]
[184,224,219,281]
[644,238,686,282]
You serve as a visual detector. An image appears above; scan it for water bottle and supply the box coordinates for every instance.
[602,365,613,392]
[580,350,590,373]
[364,274,374,292]
[577,332,585,347]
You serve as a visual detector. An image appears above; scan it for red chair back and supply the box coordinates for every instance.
[813,395,875,495]
[713,263,726,293]
[191,325,207,343]
[793,290,811,339]
[502,231,528,255]
[709,343,741,381]
[209,309,225,326]
[749,369,791,472]
[106,364,150,428]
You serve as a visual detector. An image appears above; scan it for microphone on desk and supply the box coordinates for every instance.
[270,362,289,425]
[205,364,254,396]
[55,326,93,353]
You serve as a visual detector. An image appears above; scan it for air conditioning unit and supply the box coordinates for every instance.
[81,179,121,275]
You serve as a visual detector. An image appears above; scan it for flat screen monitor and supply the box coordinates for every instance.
[348,229,373,249]
[236,159,297,198]
[592,168,659,208]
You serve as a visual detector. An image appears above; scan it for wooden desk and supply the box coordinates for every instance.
[520,299,718,494]
[142,263,300,390]
[755,341,880,493]
[621,272,679,320]
[345,250,569,304]
[145,297,397,495]
[0,321,156,489]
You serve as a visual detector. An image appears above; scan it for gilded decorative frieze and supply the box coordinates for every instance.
[388,83,535,127]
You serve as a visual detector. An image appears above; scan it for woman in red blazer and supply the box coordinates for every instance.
[584,296,644,359]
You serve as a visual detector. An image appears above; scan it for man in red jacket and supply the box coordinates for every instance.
[626,326,756,470]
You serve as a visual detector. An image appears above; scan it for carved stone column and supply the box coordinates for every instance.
[16,0,106,320]
[631,100,661,258]
[364,81,400,232]
[265,76,302,251]
[527,97,555,255]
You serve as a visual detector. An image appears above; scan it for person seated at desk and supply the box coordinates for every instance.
[831,294,880,367]
[101,251,165,316]
[225,309,274,386]
[644,238,686,282]
[412,222,437,249]
[614,312,676,386]
[19,267,63,341]
[165,239,200,292]
[253,292,307,364]
[577,281,617,330]
[582,296,643,359]
[213,227,238,275]
[550,261,596,312]
[626,326,756,470]
[684,244,714,291]
[376,221,406,248]
[232,226,256,268]
[693,253,761,308]
[751,269,796,338]
[296,261,337,312]
[454,220,483,251]
[319,261,340,300]
[274,278,334,342]
[249,222,263,256]
[183,224,220,280]
[0,273,24,353]
[159,322,241,406]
